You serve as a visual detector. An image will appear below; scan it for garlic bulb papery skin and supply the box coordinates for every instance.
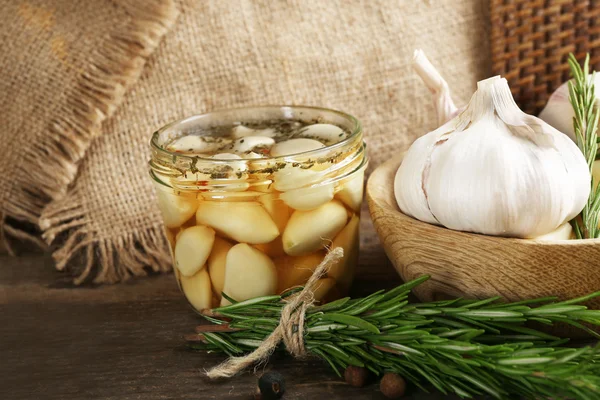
[539,75,600,142]
[395,76,591,238]
[413,49,461,126]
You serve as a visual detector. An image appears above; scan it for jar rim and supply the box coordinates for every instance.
[150,105,362,163]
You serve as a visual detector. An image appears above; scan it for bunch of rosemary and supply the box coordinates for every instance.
[189,276,600,399]
[568,53,600,238]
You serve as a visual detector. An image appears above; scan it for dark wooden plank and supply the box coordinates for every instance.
[0,231,464,400]
[0,250,462,400]
[1,297,463,400]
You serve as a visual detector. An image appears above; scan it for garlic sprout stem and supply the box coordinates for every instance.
[412,49,458,125]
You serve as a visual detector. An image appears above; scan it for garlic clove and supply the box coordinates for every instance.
[335,171,364,212]
[231,125,255,138]
[257,128,277,137]
[207,237,233,296]
[180,268,213,312]
[210,153,243,160]
[258,195,291,231]
[274,252,324,293]
[196,201,279,244]
[270,138,325,157]
[168,135,231,153]
[156,189,199,228]
[221,244,277,306]
[280,185,334,210]
[242,151,266,159]
[328,214,360,291]
[283,200,348,256]
[253,196,290,257]
[174,225,215,276]
[311,277,336,302]
[208,153,249,179]
[253,181,275,192]
[232,125,277,139]
[533,222,573,241]
[273,166,327,191]
[297,124,346,144]
[231,136,275,155]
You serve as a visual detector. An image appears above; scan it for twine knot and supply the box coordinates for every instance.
[205,247,344,379]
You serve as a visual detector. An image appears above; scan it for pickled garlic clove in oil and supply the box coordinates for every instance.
[231,125,277,139]
[258,196,291,231]
[297,123,347,144]
[168,135,231,153]
[221,244,278,306]
[335,171,364,212]
[282,200,348,256]
[280,185,334,211]
[207,237,234,296]
[210,153,244,160]
[180,268,213,312]
[156,190,198,229]
[196,201,279,244]
[231,136,275,155]
[174,225,215,276]
[273,168,320,192]
[270,138,325,157]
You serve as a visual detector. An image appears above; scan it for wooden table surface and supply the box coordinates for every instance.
[0,217,467,400]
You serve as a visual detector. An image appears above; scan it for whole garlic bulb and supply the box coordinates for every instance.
[539,74,600,142]
[395,76,591,238]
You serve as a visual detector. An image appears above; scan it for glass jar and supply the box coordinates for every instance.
[149,106,367,313]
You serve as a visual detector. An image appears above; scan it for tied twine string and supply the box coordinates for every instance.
[205,247,344,379]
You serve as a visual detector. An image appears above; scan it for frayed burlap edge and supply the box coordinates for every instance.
[2,0,179,255]
[41,188,172,284]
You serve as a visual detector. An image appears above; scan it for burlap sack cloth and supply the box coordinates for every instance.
[38,0,490,283]
[0,0,178,253]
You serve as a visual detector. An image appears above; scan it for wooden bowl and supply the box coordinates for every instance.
[367,153,600,310]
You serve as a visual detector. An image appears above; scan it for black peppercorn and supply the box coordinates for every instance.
[380,373,406,399]
[258,371,286,400]
[344,366,369,387]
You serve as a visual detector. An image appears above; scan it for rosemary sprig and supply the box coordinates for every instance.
[568,53,600,238]
[189,276,600,399]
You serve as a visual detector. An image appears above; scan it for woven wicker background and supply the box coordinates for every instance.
[491,0,600,115]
